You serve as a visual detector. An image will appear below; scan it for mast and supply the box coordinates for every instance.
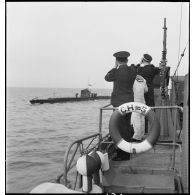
[160,18,167,67]
[157,18,182,141]
[159,18,170,100]
[157,18,172,139]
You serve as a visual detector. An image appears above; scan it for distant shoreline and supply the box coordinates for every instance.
[7,86,112,90]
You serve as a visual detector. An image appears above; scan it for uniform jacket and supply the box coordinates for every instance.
[137,64,160,106]
[105,64,137,107]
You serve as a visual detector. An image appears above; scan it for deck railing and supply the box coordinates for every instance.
[99,104,183,170]
[62,103,183,188]
[63,133,100,187]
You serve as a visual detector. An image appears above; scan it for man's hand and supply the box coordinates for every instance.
[114,60,119,68]
[140,57,144,64]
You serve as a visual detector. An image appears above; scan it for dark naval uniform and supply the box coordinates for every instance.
[105,51,137,160]
[105,64,136,107]
[136,54,160,107]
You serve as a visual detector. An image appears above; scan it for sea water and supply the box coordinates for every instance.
[6,87,112,193]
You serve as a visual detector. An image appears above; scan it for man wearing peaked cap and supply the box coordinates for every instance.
[137,53,160,106]
[105,50,136,106]
[104,51,137,160]
[136,53,160,133]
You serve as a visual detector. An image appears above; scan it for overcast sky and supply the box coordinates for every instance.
[6,2,189,89]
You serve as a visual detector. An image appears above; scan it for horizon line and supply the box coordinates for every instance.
[6,86,113,89]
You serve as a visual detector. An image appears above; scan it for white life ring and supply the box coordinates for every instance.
[109,102,160,154]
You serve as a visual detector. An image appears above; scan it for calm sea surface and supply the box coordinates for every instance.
[6,87,112,193]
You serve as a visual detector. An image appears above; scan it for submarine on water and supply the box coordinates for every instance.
[30,88,110,104]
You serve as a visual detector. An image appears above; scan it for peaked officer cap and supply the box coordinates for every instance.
[143,54,152,62]
[113,51,130,58]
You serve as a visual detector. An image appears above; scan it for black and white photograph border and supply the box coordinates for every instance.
[3,1,191,194]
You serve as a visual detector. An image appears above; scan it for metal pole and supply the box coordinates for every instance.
[99,108,103,144]
[160,18,167,67]
[151,105,183,112]
[171,108,177,169]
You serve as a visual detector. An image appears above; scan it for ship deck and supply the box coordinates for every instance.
[102,144,181,193]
